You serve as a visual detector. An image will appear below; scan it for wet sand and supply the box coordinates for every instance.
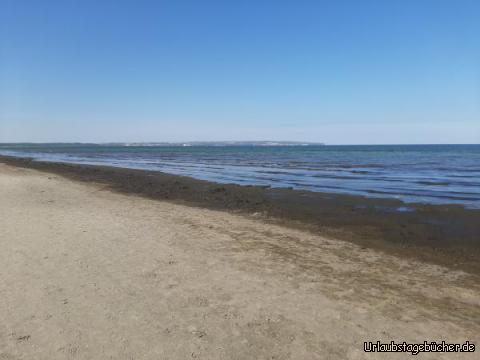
[0,161,479,359]
[1,155,480,274]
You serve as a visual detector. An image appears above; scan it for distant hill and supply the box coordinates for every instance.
[117,141,325,147]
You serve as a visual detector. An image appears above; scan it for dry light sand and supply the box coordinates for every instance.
[0,163,479,359]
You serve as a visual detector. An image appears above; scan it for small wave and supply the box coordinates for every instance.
[365,189,480,201]
[350,170,371,174]
[416,181,450,186]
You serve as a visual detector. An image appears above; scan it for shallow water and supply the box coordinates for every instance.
[1,144,479,208]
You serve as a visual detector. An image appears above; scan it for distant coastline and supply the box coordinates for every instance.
[0,141,325,147]
[121,141,325,147]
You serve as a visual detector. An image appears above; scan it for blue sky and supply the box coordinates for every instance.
[1,0,479,144]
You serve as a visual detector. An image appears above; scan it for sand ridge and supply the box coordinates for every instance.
[0,163,479,359]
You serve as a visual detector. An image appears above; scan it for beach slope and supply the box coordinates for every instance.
[0,163,479,359]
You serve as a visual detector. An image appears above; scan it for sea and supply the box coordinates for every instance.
[1,143,479,209]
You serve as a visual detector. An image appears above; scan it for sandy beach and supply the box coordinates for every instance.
[0,162,479,359]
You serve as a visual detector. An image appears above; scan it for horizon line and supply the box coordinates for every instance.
[1,142,479,146]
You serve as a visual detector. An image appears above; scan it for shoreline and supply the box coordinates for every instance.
[2,161,478,358]
[1,154,479,275]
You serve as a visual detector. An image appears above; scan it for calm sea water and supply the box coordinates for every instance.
[1,144,479,208]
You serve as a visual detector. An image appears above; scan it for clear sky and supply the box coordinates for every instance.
[1,0,479,144]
